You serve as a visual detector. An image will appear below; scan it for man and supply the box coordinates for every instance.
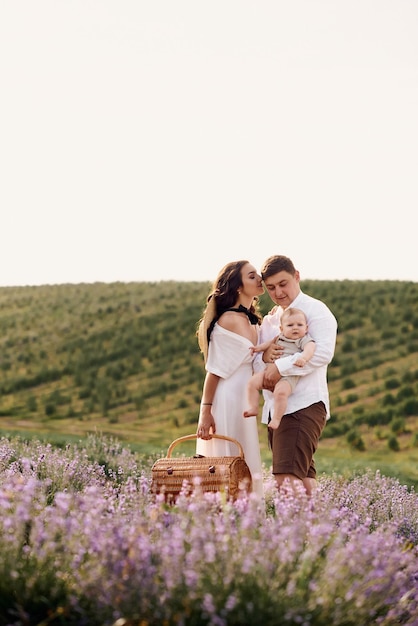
[254,255,337,495]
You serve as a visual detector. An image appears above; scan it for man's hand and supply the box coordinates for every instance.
[262,363,281,391]
[262,336,284,364]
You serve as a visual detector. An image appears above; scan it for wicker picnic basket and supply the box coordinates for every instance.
[151,434,252,502]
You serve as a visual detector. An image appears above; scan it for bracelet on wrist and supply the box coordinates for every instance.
[201,403,212,406]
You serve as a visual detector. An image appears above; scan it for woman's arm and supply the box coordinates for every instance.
[197,372,219,439]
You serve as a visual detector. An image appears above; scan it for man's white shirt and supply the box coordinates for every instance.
[254,290,337,424]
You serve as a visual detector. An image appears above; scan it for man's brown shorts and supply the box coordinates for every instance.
[268,401,326,480]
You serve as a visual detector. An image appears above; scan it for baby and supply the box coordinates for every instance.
[243,307,316,429]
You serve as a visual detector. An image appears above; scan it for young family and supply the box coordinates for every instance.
[196,255,338,499]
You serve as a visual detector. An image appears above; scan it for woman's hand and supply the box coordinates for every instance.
[197,406,216,439]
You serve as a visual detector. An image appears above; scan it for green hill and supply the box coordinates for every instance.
[1,279,417,486]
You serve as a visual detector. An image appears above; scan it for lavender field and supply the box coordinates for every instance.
[1,434,417,626]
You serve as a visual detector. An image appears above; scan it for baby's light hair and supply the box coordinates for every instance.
[281,307,307,323]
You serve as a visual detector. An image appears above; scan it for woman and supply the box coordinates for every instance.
[196,260,265,498]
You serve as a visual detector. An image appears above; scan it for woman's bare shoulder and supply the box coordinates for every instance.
[218,310,244,331]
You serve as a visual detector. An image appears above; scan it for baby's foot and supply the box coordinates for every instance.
[243,407,258,418]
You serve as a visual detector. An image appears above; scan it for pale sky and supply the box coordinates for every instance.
[1,1,417,287]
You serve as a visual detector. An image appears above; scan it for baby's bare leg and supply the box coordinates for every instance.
[243,371,264,418]
[269,379,292,429]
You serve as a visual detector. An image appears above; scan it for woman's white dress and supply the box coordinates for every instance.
[196,323,264,498]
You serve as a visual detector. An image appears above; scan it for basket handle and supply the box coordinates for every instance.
[166,434,245,459]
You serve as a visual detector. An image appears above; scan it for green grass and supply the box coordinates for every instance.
[0,278,417,486]
[316,437,418,489]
